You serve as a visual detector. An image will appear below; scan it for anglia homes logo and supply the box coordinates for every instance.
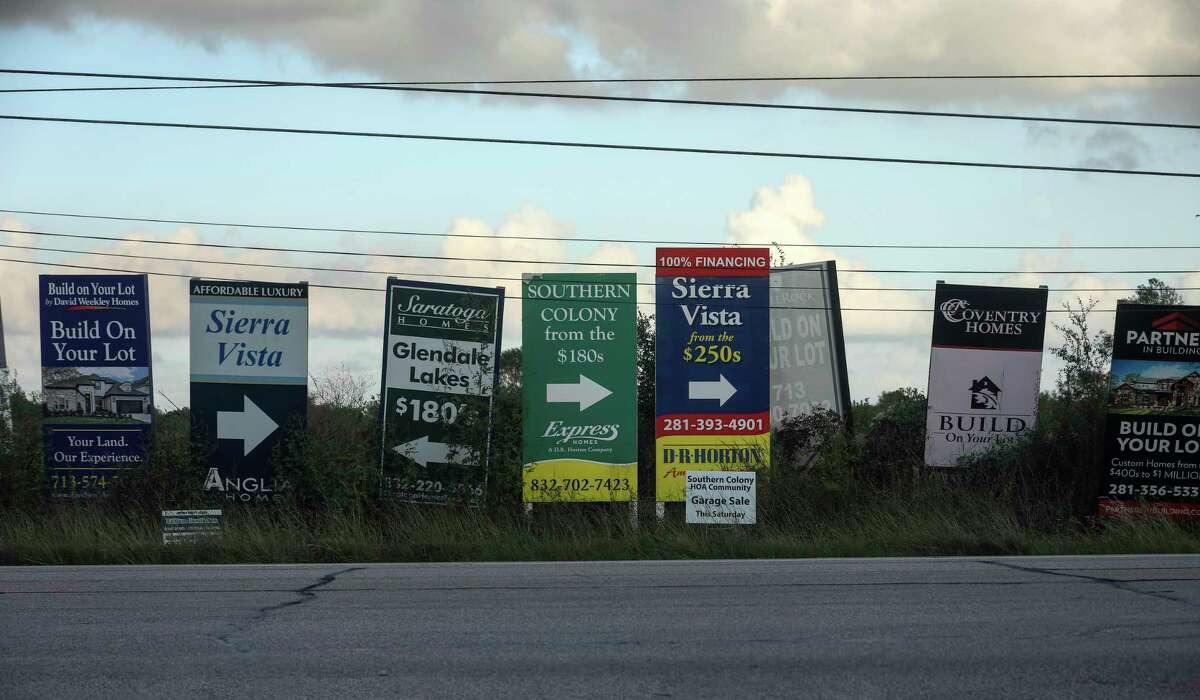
[939,299,1043,336]
[969,376,1001,410]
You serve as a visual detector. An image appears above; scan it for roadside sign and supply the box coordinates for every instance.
[924,282,1048,467]
[655,248,771,502]
[39,274,153,498]
[770,262,852,423]
[1099,302,1200,518]
[379,279,504,506]
[521,273,637,502]
[685,471,756,524]
[191,279,308,503]
[161,509,223,545]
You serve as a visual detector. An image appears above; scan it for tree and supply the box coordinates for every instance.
[1123,278,1184,306]
[1050,298,1112,402]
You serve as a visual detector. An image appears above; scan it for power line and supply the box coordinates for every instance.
[3,113,1196,178]
[3,208,1196,252]
[4,239,1188,294]
[3,73,1196,131]
[3,227,1198,277]
[0,254,1127,313]
[3,67,1197,85]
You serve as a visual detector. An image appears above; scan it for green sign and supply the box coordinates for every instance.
[379,279,504,507]
[522,273,637,502]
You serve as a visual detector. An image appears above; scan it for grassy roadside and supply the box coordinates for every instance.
[3,500,1197,566]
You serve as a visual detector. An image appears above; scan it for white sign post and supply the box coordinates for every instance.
[685,471,756,525]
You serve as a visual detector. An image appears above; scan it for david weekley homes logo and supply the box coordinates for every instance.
[541,420,620,445]
[970,376,1001,410]
[939,299,1042,336]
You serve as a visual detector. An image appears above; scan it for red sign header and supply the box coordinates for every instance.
[655,247,771,277]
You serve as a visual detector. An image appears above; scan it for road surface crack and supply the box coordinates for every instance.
[253,566,365,620]
[214,566,365,653]
[979,560,1195,607]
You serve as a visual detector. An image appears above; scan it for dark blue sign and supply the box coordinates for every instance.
[39,275,153,497]
[654,248,772,502]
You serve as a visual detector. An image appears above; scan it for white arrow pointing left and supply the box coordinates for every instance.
[217,395,279,457]
[546,374,613,411]
[393,435,479,469]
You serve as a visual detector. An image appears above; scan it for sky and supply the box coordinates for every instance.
[0,1,1198,407]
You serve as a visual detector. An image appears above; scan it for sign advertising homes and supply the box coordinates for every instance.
[769,262,852,424]
[924,282,1048,467]
[191,279,308,503]
[521,273,637,502]
[655,247,771,502]
[39,274,153,497]
[379,279,503,506]
[1100,303,1200,517]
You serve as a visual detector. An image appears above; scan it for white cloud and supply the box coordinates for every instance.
[7,1,1198,116]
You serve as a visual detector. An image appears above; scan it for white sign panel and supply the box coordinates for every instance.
[770,262,851,423]
[685,470,756,524]
[924,283,1048,467]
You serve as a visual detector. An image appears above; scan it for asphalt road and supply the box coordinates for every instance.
[1,556,1198,699]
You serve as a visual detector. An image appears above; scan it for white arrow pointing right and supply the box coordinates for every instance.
[546,374,612,411]
[688,374,737,406]
[217,395,279,457]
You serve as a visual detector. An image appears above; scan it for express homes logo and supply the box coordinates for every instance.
[970,375,1001,410]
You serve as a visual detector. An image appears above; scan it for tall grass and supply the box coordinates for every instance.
[4,490,1196,566]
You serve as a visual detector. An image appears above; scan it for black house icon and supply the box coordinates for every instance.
[970,376,1001,410]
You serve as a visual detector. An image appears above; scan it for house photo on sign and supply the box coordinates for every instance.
[924,282,1048,468]
[769,262,851,424]
[1099,303,1200,518]
[655,247,771,502]
[521,273,637,503]
[39,274,153,498]
[190,279,308,504]
[379,278,504,507]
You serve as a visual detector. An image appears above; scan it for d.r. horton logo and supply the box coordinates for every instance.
[541,420,620,445]
[970,375,1001,410]
[203,467,290,502]
[939,299,1042,336]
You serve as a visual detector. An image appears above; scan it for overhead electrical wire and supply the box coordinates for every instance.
[3,240,1191,295]
[3,208,1196,252]
[2,114,1196,178]
[2,69,1196,131]
[3,68,1198,85]
[3,227,1198,277]
[0,254,1131,313]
